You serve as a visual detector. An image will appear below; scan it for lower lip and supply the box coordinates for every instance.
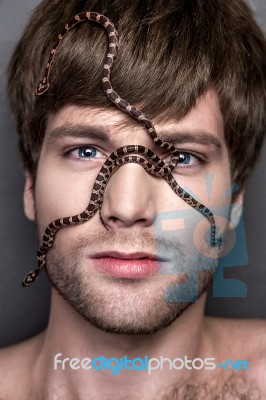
[91,257,159,278]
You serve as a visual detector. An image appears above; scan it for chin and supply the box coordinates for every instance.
[47,269,210,335]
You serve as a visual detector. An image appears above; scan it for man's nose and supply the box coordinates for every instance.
[100,162,158,229]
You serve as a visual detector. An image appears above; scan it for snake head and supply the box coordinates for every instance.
[35,81,49,96]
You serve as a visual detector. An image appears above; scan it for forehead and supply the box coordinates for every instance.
[45,89,224,143]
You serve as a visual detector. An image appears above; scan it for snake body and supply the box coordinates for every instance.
[23,12,223,287]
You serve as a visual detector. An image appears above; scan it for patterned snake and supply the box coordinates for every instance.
[22,11,223,287]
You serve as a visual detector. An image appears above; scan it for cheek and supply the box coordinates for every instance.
[34,162,97,227]
[176,163,232,207]
[173,161,232,242]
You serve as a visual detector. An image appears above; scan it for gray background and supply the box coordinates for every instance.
[0,0,265,348]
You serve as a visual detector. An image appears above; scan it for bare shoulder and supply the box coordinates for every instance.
[205,316,266,393]
[0,331,45,399]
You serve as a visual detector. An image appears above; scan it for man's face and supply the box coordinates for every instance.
[25,89,234,334]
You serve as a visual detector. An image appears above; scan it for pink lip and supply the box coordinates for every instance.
[90,251,168,279]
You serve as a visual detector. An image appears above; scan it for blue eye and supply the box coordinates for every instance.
[168,152,201,167]
[77,146,97,158]
[65,145,105,160]
[178,153,193,165]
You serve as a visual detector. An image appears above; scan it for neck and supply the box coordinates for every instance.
[34,289,212,399]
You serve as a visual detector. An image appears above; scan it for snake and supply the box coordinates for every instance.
[22,11,223,287]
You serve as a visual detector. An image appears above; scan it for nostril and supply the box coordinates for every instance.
[110,216,119,223]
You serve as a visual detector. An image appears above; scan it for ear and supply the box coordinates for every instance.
[229,190,244,229]
[23,171,36,221]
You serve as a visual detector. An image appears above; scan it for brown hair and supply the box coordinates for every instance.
[7,0,266,191]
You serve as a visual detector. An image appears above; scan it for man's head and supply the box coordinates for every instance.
[8,0,266,190]
[7,0,266,334]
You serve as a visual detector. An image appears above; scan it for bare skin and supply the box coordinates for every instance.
[1,302,266,400]
[1,90,265,399]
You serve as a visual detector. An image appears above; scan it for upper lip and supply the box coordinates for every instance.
[90,251,168,262]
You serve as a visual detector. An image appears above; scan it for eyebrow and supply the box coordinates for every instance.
[47,124,110,143]
[46,123,222,153]
[158,129,223,152]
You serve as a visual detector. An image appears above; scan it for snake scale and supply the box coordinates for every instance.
[22,11,223,287]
